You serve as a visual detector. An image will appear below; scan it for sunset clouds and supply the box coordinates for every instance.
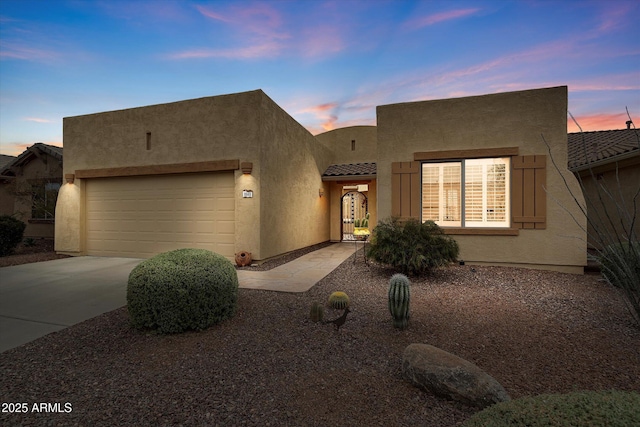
[404,8,481,30]
[164,3,346,61]
[0,0,638,155]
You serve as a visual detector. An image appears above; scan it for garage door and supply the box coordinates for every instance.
[85,173,235,259]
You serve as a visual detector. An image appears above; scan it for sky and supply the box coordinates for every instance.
[1,0,638,156]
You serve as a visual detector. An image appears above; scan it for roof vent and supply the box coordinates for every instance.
[626,120,633,130]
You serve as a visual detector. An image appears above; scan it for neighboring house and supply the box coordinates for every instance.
[57,86,586,273]
[568,128,640,249]
[0,143,63,238]
[0,154,17,216]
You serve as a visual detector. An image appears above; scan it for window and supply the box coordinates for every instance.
[31,181,61,220]
[421,157,510,228]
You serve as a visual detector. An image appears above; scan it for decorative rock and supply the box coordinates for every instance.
[235,251,252,267]
[402,343,510,408]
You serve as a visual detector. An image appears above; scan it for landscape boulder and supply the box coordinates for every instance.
[402,343,510,408]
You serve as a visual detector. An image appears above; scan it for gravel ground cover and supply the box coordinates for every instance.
[1,247,639,426]
[0,239,69,268]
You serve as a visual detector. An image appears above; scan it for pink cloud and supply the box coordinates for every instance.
[405,8,480,30]
[167,41,282,60]
[24,117,54,123]
[0,42,59,62]
[298,102,339,114]
[568,113,634,133]
[169,3,346,60]
[299,27,345,58]
[194,6,230,23]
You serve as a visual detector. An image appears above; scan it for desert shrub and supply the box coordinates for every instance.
[367,217,459,275]
[462,390,640,427]
[0,215,26,257]
[127,248,238,334]
[599,241,640,324]
[600,241,640,288]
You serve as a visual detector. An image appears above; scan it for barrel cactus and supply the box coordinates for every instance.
[309,302,324,323]
[388,273,410,329]
[328,291,350,309]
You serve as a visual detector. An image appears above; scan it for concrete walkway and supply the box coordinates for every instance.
[237,242,355,292]
[0,242,359,353]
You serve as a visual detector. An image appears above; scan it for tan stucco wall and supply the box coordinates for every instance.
[59,90,265,257]
[577,158,640,249]
[58,90,333,260]
[316,126,378,242]
[315,126,377,164]
[377,86,586,273]
[257,92,333,259]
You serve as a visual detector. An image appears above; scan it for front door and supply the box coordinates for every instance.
[341,191,368,241]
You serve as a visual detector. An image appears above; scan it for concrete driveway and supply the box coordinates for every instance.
[0,257,143,353]
[0,243,356,354]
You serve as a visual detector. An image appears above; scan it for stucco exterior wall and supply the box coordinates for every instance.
[316,126,378,242]
[57,90,333,260]
[58,91,264,257]
[377,86,586,273]
[315,126,377,164]
[257,92,333,259]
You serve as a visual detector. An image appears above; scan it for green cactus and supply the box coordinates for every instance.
[354,218,361,227]
[388,273,410,329]
[309,302,324,323]
[328,291,350,309]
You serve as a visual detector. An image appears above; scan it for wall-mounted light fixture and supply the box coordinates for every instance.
[65,173,75,184]
[319,188,325,198]
[241,162,253,175]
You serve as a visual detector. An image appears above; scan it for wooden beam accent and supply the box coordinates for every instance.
[414,147,519,161]
[76,159,240,179]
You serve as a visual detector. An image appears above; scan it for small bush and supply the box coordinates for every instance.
[600,241,640,287]
[127,248,239,334]
[599,241,640,324]
[0,215,26,257]
[367,218,459,276]
[462,390,640,427]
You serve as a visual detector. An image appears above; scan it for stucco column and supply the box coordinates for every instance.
[54,179,82,255]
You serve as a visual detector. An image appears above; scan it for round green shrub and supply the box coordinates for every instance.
[367,217,459,276]
[0,215,27,257]
[127,248,239,334]
[462,390,640,427]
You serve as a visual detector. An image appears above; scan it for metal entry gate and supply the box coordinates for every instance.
[341,191,368,241]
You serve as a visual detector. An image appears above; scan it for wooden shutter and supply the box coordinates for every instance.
[391,161,421,220]
[512,155,546,229]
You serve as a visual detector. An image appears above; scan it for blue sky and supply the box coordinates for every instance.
[1,0,638,156]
